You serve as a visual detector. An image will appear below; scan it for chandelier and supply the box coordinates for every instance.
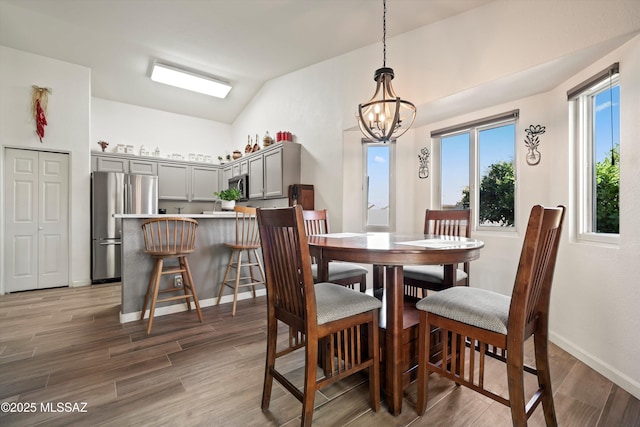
[357,0,416,142]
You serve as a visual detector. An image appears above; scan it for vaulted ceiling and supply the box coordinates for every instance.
[0,0,495,123]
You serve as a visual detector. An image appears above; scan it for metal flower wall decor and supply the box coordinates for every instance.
[418,147,430,179]
[524,124,546,166]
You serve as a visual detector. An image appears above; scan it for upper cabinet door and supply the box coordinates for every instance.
[158,163,190,200]
[191,166,218,201]
[222,166,232,191]
[95,156,129,173]
[240,160,249,176]
[129,159,157,175]
[263,147,283,198]
[248,155,264,199]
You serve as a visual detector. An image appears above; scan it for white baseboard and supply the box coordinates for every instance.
[119,289,267,324]
[70,279,92,287]
[550,331,640,400]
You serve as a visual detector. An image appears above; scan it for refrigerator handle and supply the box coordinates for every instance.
[124,181,129,214]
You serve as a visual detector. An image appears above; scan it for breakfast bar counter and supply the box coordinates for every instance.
[115,213,264,323]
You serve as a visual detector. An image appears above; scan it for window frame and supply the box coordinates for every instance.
[362,139,396,232]
[434,114,518,233]
[571,71,620,245]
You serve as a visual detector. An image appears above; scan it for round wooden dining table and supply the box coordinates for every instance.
[307,232,484,416]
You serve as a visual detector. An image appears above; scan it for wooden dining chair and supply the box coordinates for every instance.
[404,209,471,298]
[257,206,381,427]
[216,206,265,316]
[416,205,565,427]
[140,217,203,334]
[302,209,368,292]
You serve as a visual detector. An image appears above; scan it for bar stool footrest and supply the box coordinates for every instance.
[161,268,187,275]
[157,294,194,303]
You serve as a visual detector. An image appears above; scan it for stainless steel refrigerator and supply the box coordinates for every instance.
[91,171,158,283]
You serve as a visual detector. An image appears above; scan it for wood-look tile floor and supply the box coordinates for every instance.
[1,283,638,426]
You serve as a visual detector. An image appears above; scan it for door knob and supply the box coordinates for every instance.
[38,226,44,230]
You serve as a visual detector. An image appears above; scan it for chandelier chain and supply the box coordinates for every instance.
[383,0,387,67]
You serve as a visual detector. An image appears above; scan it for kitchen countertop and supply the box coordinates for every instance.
[114,212,237,219]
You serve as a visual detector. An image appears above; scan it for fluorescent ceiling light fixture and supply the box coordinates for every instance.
[151,62,232,98]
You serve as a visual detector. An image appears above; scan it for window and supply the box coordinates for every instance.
[362,140,395,232]
[441,133,470,209]
[434,110,518,230]
[569,63,620,242]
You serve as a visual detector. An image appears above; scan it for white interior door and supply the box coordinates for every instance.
[4,148,69,291]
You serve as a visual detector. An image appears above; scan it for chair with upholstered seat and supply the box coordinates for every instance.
[257,206,381,427]
[404,209,471,298]
[217,206,265,316]
[140,217,203,334]
[303,209,368,292]
[416,205,565,426]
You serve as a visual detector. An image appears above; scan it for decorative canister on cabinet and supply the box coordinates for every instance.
[263,131,273,147]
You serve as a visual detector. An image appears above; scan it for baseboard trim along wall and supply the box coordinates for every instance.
[118,289,267,324]
[550,331,640,401]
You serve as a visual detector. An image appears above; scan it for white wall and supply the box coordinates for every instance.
[232,2,640,399]
[0,46,91,291]
[549,37,640,400]
[91,98,231,160]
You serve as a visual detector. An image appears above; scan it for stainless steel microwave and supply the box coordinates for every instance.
[228,174,249,201]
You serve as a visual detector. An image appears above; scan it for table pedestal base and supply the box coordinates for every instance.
[362,293,444,408]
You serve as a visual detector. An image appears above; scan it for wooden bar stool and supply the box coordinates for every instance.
[217,206,265,316]
[140,217,203,334]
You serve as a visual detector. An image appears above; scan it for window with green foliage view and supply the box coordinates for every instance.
[571,69,620,240]
[440,120,516,229]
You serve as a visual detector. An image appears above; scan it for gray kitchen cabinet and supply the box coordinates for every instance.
[263,147,284,198]
[158,162,189,200]
[158,162,219,201]
[191,165,219,201]
[92,153,157,175]
[93,153,220,201]
[222,166,232,190]
[248,143,300,199]
[129,159,157,175]
[240,159,249,176]
[230,159,249,177]
[94,155,129,173]
[248,155,265,199]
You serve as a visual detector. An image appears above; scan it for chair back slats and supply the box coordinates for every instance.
[302,209,330,235]
[508,205,565,337]
[424,209,470,238]
[302,210,330,264]
[257,206,316,326]
[141,217,198,256]
[234,206,261,247]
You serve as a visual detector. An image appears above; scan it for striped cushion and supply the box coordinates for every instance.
[311,262,368,281]
[403,265,467,284]
[315,282,382,325]
[416,287,510,334]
